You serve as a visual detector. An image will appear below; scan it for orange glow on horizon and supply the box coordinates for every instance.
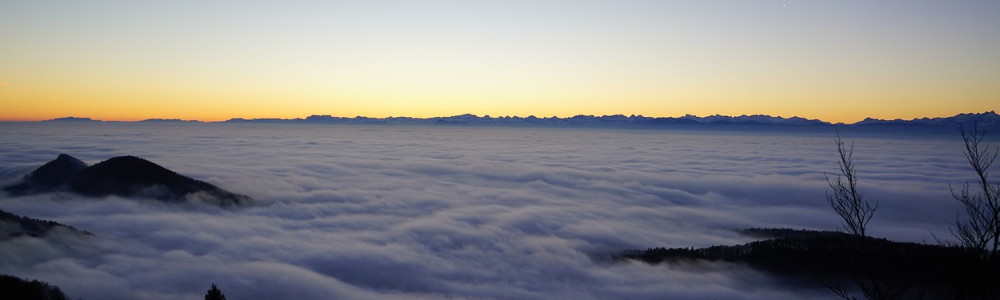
[2,1,997,125]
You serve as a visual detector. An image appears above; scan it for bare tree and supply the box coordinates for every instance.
[826,133,879,239]
[943,123,1000,300]
[821,134,899,300]
[951,123,1000,261]
[817,128,999,300]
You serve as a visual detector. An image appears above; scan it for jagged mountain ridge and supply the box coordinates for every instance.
[2,154,251,206]
[232,111,1000,131]
[40,111,1000,130]
[856,111,1000,128]
[232,113,835,126]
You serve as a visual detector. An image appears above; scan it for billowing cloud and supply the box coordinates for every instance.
[0,123,976,299]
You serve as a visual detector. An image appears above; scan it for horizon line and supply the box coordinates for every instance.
[3,110,996,126]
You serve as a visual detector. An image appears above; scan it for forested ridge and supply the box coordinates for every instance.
[621,125,1000,300]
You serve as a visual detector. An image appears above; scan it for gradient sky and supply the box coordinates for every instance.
[1,1,998,122]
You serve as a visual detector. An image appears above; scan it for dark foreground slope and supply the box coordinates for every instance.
[3,154,251,206]
[0,209,91,240]
[619,229,1000,298]
[0,210,84,300]
[0,274,69,300]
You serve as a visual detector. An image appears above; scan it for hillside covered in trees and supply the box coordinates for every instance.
[0,208,91,240]
[619,228,998,298]
[622,125,1000,300]
[0,274,69,300]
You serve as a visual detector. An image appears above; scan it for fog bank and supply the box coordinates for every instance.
[0,123,974,299]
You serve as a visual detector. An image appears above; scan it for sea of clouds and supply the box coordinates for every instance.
[0,122,985,300]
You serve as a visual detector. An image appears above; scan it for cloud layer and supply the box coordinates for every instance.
[0,122,978,300]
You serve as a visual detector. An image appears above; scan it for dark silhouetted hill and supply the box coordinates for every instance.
[3,154,88,195]
[619,228,998,297]
[44,116,97,122]
[2,154,251,206]
[0,274,68,300]
[0,209,91,240]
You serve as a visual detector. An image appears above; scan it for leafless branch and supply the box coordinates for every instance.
[826,133,878,239]
[952,123,1000,261]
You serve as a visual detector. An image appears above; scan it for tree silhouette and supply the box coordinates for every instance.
[205,283,226,300]
[822,134,908,300]
[0,274,68,300]
[825,133,878,240]
[951,123,1000,260]
[624,129,1000,299]
[948,123,1000,300]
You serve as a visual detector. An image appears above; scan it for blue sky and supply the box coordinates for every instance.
[2,1,998,122]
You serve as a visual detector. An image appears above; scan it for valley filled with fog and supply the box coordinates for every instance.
[0,122,982,300]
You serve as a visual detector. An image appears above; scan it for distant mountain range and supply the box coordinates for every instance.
[36,111,1000,131]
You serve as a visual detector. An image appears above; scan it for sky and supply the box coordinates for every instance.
[0,123,973,299]
[1,0,998,123]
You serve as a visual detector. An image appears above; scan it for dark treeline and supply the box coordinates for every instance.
[621,124,1000,300]
[0,274,69,300]
[0,210,90,300]
[0,208,91,239]
[736,227,850,239]
[618,228,998,298]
